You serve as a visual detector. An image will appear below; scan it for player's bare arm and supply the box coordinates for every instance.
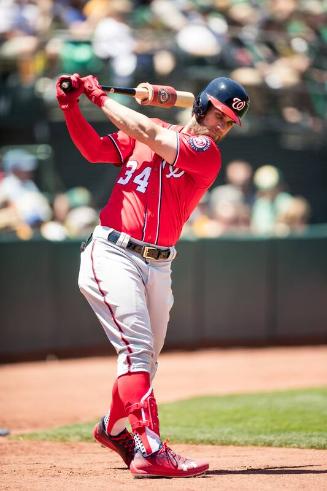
[82,75,178,164]
[101,96,178,164]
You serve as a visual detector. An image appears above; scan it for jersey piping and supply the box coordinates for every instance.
[172,127,181,167]
[141,208,148,241]
[107,134,123,163]
[154,124,179,244]
[154,160,164,244]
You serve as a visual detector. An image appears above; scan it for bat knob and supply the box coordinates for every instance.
[60,79,72,92]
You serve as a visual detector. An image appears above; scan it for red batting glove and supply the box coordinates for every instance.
[82,75,107,108]
[56,73,84,111]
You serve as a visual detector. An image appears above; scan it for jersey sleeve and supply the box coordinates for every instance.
[172,133,221,186]
[64,104,135,165]
[105,131,135,164]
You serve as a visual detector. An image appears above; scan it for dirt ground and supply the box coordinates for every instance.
[1,346,327,490]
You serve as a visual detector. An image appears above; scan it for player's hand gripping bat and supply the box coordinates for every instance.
[60,79,195,109]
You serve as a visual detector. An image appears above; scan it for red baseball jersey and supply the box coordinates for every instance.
[98,119,221,246]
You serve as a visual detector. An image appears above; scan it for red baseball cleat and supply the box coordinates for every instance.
[93,418,135,467]
[130,442,209,478]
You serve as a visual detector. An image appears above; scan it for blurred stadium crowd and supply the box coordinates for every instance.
[0,148,311,240]
[0,0,326,240]
[1,0,326,125]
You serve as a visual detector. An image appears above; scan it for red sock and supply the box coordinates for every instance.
[105,379,128,435]
[117,371,151,406]
[117,371,161,455]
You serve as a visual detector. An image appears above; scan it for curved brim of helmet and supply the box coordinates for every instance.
[208,95,241,126]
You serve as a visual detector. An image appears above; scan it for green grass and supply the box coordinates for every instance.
[13,387,327,449]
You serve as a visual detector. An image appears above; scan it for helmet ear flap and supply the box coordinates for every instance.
[192,93,208,122]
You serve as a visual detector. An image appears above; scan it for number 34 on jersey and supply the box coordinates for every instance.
[117,161,151,193]
[117,160,185,194]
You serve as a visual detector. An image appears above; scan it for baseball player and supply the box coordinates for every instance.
[56,74,249,478]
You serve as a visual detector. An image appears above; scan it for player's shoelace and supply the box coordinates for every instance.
[157,441,189,468]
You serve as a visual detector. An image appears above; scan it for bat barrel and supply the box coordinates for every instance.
[175,91,195,108]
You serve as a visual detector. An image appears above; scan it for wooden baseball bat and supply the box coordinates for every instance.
[60,80,195,108]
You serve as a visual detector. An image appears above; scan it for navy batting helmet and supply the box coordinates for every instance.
[193,77,249,126]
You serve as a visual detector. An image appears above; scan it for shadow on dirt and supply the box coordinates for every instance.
[207,465,327,476]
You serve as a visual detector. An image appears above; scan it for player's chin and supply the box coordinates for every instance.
[209,132,222,142]
[205,128,223,141]
[201,129,220,141]
[193,125,221,142]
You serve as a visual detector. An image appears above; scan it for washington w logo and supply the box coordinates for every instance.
[232,98,246,111]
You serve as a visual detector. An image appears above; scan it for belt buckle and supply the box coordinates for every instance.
[143,246,158,260]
